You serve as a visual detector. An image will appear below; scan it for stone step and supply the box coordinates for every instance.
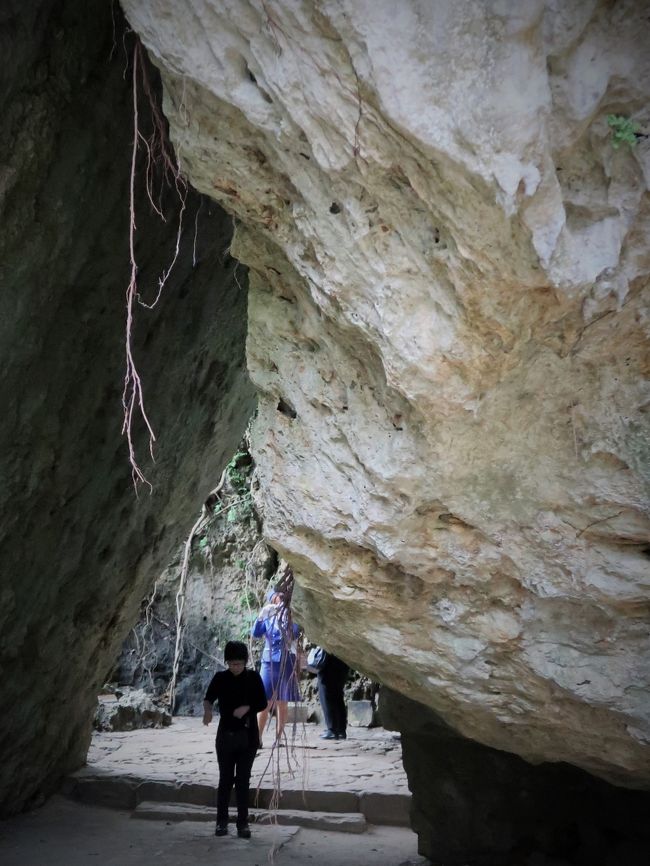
[63,768,410,827]
[132,800,368,833]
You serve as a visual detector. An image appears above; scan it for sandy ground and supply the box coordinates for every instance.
[0,796,422,866]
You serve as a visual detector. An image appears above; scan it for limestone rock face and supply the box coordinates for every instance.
[122,0,650,786]
[0,0,254,815]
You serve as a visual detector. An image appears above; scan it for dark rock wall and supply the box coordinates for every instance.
[0,0,255,815]
[381,688,650,866]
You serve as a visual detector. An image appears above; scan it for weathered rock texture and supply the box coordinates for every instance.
[0,0,255,815]
[94,689,171,732]
[123,0,650,790]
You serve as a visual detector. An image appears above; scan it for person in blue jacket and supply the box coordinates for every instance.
[252,588,301,744]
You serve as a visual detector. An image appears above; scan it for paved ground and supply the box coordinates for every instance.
[0,797,422,866]
[86,718,410,797]
[0,721,422,866]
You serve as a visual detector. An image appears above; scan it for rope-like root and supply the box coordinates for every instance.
[166,468,227,712]
[122,39,188,493]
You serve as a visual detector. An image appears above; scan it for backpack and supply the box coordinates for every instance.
[306,646,327,673]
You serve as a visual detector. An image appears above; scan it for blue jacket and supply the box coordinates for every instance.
[252,612,300,663]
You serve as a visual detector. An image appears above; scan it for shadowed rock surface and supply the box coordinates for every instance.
[0,0,255,815]
[382,688,650,866]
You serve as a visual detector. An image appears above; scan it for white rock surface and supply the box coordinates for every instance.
[122,0,650,786]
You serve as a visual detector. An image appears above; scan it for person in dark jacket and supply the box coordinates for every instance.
[317,653,349,740]
[203,640,267,839]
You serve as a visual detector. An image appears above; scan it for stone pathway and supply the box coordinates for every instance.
[87,718,408,794]
[0,721,422,866]
[73,719,410,825]
[0,797,422,866]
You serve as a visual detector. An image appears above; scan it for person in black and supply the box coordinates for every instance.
[317,653,349,740]
[203,640,267,838]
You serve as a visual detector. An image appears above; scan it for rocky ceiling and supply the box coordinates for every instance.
[121,0,650,791]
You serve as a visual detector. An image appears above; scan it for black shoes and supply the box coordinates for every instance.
[216,821,251,839]
[320,730,347,740]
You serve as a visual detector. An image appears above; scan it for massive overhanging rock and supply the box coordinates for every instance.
[0,0,255,814]
[122,0,650,787]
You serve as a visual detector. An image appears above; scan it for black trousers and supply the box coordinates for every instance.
[318,674,347,735]
[215,728,258,825]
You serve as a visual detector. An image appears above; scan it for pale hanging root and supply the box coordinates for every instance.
[242,539,269,662]
[140,578,161,690]
[129,577,172,692]
[167,511,205,712]
[192,197,203,267]
[167,469,227,712]
[122,43,155,492]
[122,39,188,492]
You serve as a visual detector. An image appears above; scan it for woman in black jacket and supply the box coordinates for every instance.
[203,640,267,838]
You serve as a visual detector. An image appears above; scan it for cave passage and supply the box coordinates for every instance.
[2,2,650,866]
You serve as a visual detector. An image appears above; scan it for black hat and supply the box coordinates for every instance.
[224,640,248,662]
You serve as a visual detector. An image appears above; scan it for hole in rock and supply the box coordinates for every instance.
[277,397,297,419]
[246,63,273,102]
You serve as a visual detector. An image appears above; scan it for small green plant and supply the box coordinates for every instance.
[225,493,253,524]
[607,114,640,149]
[239,588,259,608]
[226,450,251,494]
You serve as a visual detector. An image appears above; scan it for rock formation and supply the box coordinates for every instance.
[3,0,650,861]
[94,689,171,732]
[122,0,650,792]
[381,688,650,865]
[0,0,255,814]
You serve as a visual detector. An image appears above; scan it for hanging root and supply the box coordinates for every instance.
[167,468,228,712]
[122,38,188,493]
